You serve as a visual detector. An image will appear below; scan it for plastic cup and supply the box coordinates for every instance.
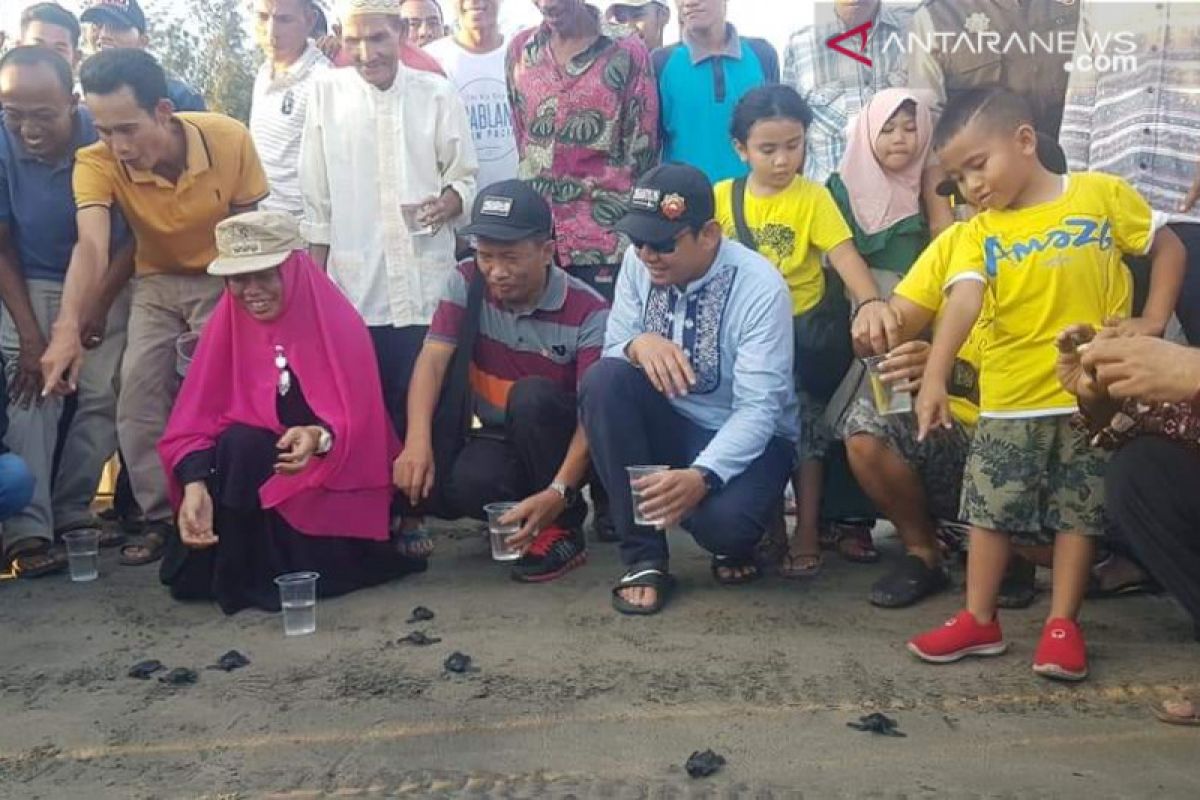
[62,529,100,582]
[401,203,435,237]
[626,465,669,527]
[274,571,319,636]
[864,355,913,416]
[176,332,200,378]
[483,502,523,562]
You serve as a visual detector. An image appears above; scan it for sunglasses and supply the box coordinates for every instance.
[630,230,688,255]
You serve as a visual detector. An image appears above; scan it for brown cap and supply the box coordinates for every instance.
[208,212,305,277]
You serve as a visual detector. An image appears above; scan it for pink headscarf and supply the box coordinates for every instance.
[158,252,399,542]
[837,88,934,236]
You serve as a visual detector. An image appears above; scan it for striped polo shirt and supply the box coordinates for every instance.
[251,44,330,216]
[428,260,609,427]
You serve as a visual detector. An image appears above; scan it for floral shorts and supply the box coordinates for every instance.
[839,396,971,523]
[960,416,1109,541]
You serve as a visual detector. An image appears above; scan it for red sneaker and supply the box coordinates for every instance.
[907,609,1007,663]
[1032,618,1089,681]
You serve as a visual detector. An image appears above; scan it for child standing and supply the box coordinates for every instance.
[910,88,1186,681]
[714,85,900,578]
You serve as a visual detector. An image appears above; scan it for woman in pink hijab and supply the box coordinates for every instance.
[826,88,935,287]
[157,212,423,615]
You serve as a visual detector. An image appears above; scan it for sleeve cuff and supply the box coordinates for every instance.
[300,220,331,244]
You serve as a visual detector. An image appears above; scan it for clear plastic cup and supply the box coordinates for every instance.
[176,331,201,378]
[863,355,913,416]
[401,203,435,237]
[274,571,320,636]
[62,529,100,582]
[626,465,669,527]
[483,502,523,562]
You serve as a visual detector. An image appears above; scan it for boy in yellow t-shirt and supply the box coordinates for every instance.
[908,88,1186,682]
[713,85,900,579]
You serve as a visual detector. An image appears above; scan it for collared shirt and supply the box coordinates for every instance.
[657,24,779,183]
[604,238,799,482]
[251,43,330,216]
[428,260,609,426]
[506,14,660,268]
[784,5,914,184]
[73,112,269,275]
[300,65,478,328]
[1060,1,1200,225]
[907,0,1079,138]
[0,107,128,282]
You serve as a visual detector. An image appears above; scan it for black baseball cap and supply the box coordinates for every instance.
[935,131,1068,199]
[614,163,715,245]
[461,180,554,242]
[81,0,147,34]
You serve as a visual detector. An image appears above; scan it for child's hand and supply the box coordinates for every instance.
[1179,176,1200,213]
[852,301,903,357]
[915,381,952,442]
[1055,324,1106,404]
[1104,316,1166,338]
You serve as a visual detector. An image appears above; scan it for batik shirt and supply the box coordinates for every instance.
[506,14,660,268]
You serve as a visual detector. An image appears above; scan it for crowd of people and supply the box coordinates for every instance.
[1,0,1200,727]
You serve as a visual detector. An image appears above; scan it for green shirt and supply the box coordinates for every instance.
[827,172,928,276]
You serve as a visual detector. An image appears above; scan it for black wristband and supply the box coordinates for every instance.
[851,297,887,322]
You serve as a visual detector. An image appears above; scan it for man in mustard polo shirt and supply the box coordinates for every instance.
[40,48,269,566]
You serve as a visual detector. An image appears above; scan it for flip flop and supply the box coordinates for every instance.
[394,529,434,559]
[711,554,762,586]
[1152,699,1200,726]
[835,524,880,564]
[611,562,675,616]
[778,550,823,579]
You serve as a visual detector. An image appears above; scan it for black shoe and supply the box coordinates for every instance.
[869,554,949,608]
[510,526,587,583]
[997,556,1039,609]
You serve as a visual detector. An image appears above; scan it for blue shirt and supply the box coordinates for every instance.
[654,26,780,183]
[604,238,799,482]
[167,75,207,113]
[0,107,129,282]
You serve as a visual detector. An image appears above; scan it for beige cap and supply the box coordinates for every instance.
[208,211,305,277]
[337,0,402,20]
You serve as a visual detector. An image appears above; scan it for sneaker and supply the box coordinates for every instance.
[907,609,1008,663]
[510,526,587,583]
[1032,618,1089,681]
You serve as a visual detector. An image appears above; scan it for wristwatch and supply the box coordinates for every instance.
[693,466,724,495]
[314,427,334,456]
[548,481,578,505]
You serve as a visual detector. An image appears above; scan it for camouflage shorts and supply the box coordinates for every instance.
[797,390,834,462]
[839,396,971,522]
[960,416,1108,540]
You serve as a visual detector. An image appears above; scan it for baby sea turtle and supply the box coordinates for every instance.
[208,650,251,672]
[128,659,165,680]
[847,712,906,737]
[684,749,726,778]
[406,606,435,624]
[398,631,441,646]
[158,667,199,686]
[443,651,473,674]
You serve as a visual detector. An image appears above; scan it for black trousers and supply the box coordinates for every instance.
[1106,436,1200,635]
[368,325,428,441]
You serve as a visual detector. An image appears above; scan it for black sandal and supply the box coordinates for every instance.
[710,554,761,586]
[869,554,949,608]
[119,526,169,567]
[611,561,675,616]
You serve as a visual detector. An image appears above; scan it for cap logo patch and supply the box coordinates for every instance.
[631,187,663,212]
[480,197,514,218]
[660,193,687,221]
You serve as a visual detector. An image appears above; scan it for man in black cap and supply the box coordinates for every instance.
[395,180,610,583]
[580,164,798,615]
[79,0,206,112]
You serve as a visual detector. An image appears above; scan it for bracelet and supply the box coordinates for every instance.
[851,297,887,321]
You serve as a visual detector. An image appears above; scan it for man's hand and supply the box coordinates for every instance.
[1055,324,1106,405]
[1081,335,1200,404]
[1105,315,1166,338]
[179,482,217,549]
[12,331,47,408]
[627,333,696,398]
[79,303,109,350]
[878,340,930,393]
[315,33,342,61]
[39,326,84,397]
[417,189,463,233]
[274,426,322,475]
[393,441,436,504]
[1179,173,1200,213]
[634,468,708,529]
[501,488,568,552]
[915,381,953,442]
[851,300,903,357]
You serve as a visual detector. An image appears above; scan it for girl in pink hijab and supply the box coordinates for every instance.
[827,88,934,284]
[157,212,424,615]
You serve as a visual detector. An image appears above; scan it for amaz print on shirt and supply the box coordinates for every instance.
[983,217,1114,277]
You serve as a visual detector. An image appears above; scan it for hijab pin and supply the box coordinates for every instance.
[274,345,291,396]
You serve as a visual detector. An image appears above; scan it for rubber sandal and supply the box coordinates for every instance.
[1086,556,1162,599]
[835,524,880,564]
[394,529,434,559]
[711,554,762,586]
[1151,699,1200,726]
[778,550,822,579]
[119,528,168,566]
[611,562,675,616]
[869,554,949,608]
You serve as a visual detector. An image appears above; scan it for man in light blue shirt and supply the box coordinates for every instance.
[580,164,797,616]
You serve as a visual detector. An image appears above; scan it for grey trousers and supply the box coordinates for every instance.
[1,279,129,548]
[118,273,224,525]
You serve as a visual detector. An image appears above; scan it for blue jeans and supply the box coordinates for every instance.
[0,452,35,525]
[580,358,794,567]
